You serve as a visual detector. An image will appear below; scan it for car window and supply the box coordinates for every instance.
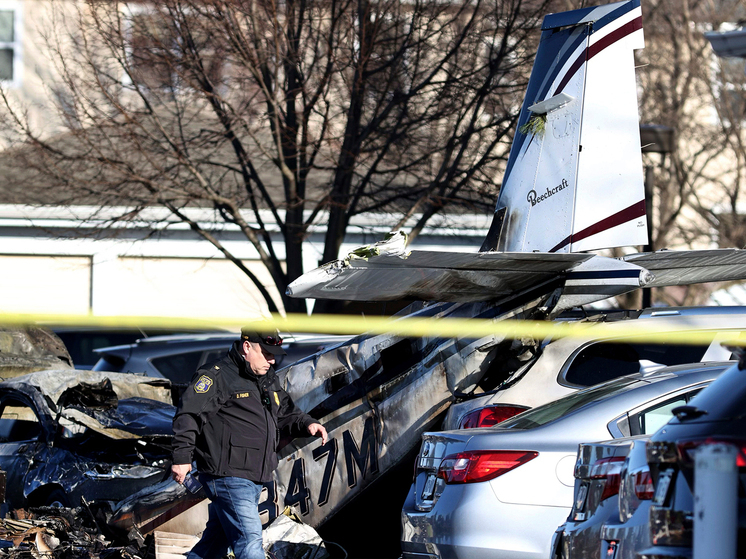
[564,337,715,387]
[151,351,204,384]
[498,377,641,430]
[0,401,41,442]
[637,396,688,434]
[629,387,705,435]
[200,349,226,369]
[92,354,126,373]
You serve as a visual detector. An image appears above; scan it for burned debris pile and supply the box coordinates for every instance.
[0,504,342,559]
[0,506,146,559]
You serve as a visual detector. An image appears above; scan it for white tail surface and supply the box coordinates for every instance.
[489,0,647,254]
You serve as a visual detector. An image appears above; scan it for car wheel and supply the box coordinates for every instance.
[29,486,70,508]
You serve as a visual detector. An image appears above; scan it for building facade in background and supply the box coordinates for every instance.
[0,1,745,315]
[0,203,490,317]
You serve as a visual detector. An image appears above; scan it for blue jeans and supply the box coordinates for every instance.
[187,474,264,559]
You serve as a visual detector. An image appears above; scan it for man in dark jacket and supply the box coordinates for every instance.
[171,329,327,559]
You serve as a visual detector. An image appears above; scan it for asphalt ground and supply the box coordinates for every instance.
[317,447,417,559]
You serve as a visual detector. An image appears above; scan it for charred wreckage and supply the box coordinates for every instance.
[0,367,337,559]
[0,370,185,555]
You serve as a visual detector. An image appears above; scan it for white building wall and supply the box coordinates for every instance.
[0,204,491,318]
[0,254,90,313]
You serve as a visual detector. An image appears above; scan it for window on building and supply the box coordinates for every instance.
[128,10,176,90]
[0,2,21,86]
[124,5,223,93]
[707,23,746,126]
[718,57,746,124]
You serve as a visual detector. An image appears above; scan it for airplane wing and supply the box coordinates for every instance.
[287,241,654,309]
[624,249,746,286]
[289,245,746,309]
[286,250,594,302]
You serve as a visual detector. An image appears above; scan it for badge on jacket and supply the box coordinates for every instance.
[274,392,280,406]
[195,375,213,393]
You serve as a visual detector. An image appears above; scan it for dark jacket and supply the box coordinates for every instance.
[172,341,316,482]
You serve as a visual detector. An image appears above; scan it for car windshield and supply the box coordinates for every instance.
[496,376,641,430]
[93,354,125,373]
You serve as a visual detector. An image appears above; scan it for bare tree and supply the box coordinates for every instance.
[692,6,746,245]
[0,0,555,314]
[626,0,746,306]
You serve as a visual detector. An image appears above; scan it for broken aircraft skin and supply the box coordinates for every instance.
[0,371,175,514]
[0,327,72,380]
[265,297,552,528]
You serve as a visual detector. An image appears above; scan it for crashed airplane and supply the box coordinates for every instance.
[273,0,746,529]
[36,0,746,540]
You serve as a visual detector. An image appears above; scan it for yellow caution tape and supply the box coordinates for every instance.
[1,311,746,346]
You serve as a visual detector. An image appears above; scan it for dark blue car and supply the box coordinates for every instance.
[0,370,175,510]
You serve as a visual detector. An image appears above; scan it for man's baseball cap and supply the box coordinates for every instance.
[241,328,287,355]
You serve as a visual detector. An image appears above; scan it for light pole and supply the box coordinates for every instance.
[639,124,674,308]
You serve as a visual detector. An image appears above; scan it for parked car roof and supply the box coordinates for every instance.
[51,326,229,370]
[476,362,727,438]
[92,332,352,385]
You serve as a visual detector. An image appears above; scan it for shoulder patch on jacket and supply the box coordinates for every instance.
[194,375,214,393]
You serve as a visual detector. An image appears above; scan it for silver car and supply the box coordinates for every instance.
[400,362,731,559]
[444,306,745,430]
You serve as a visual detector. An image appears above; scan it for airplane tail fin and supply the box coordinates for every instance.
[481,0,647,254]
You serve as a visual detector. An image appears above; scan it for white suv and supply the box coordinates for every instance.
[444,306,744,430]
